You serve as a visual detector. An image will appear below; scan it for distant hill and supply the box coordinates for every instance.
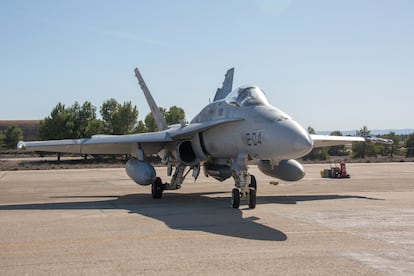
[317,129,414,136]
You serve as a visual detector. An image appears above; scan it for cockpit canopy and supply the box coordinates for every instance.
[225,86,270,107]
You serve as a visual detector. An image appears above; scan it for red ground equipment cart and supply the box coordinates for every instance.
[321,161,350,178]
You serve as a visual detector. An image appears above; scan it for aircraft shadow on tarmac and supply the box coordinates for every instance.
[0,193,381,241]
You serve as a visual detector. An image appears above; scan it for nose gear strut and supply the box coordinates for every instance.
[231,171,257,209]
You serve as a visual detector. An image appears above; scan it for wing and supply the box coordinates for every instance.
[310,134,393,148]
[17,118,244,155]
[310,135,364,148]
[18,131,172,155]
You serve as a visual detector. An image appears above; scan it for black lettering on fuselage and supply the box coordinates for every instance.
[245,131,263,146]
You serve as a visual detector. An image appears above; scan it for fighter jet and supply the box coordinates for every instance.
[18,68,393,209]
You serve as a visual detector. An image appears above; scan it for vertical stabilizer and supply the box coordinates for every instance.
[213,68,234,101]
[134,68,168,131]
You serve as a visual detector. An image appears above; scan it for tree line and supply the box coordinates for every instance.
[0,125,24,149]
[0,99,185,149]
[38,99,185,140]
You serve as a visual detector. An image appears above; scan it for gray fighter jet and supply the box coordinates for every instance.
[18,68,393,209]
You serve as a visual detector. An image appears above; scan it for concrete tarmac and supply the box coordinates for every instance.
[0,163,413,275]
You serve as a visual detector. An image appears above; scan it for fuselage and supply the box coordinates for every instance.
[191,86,313,163]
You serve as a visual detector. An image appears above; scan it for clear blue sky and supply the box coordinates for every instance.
[1,0,413,131]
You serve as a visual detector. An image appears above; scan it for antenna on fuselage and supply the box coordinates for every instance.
[134,68,168,131]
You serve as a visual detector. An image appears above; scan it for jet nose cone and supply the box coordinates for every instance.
[288,121,313,157]
[293,131,313,156]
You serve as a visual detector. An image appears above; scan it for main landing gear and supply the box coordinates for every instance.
[151,177,164,199]
[231,174,257,209]
[151,164,192,199]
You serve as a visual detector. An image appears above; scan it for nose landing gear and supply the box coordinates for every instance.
[231,188,241,208]
[231,174,257,209]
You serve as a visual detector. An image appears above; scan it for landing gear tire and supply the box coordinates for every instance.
[152,177,164,199]
[249,175,257,191]
[231,188,240,209]
[248,187,256,209]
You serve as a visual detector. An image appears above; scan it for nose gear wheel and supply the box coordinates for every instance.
[231,173,257,209]
[231,188,241,208]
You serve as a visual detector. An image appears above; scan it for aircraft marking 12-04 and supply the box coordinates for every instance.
[18,68,393,209]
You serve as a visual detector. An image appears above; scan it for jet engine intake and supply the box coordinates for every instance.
[125,158,156,186]
[177,141,197,165]
[258,159,305,181]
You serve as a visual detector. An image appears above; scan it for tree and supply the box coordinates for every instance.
[39,103,76,140]
[117,101,138,134]
[0,130,6,149]
[70,101,97,137]
[39,101,101,140]
[135,120,147,133]
[357,125,371,137]
[378,132,399,157]
[352,126,376,158]
[406,133,414,157]
[144,113,158,132]
[165,106,186,125]
[39,99,140,140]
[307,126,316,135]
[4,125,24,149]
[84,119,105,138]
[142,105,186,132]
[100,99,138,134]
[100,98,119,134]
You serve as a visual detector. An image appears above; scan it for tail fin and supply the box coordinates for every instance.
[213,68,234,101]
[134,68,168,131]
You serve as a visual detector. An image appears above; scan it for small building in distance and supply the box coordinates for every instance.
[0,120,40,141]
